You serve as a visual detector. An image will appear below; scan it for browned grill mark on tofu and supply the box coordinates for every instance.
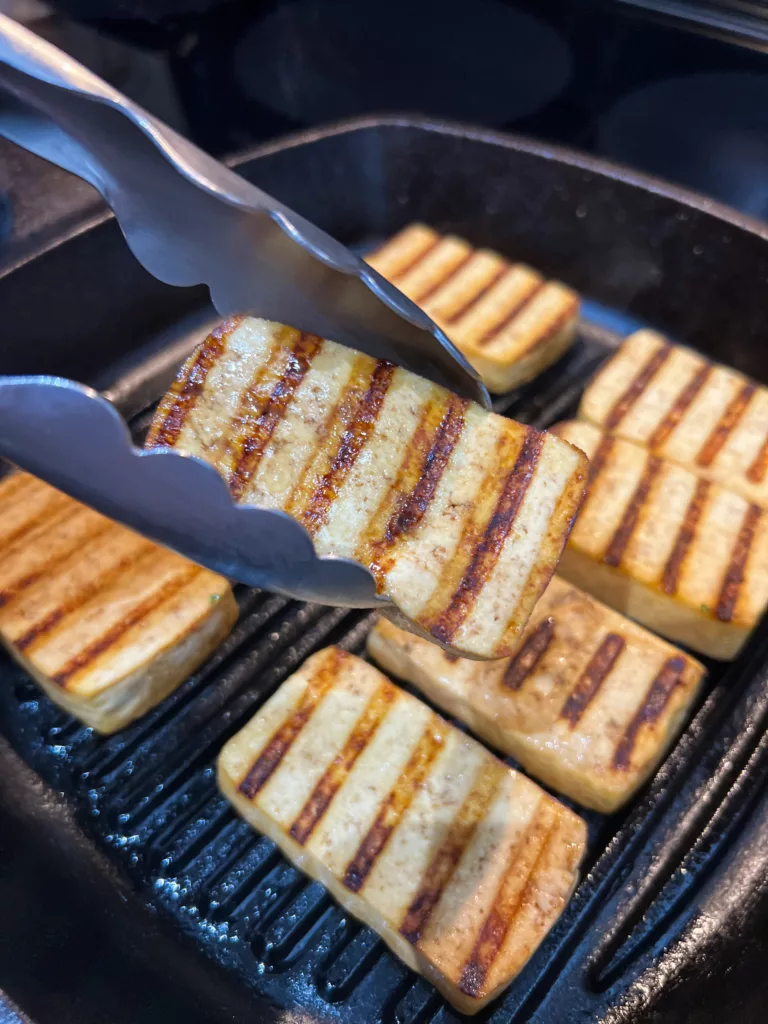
[0,482,71,551]
[444,265,509,324]
[586,435,614,486]
[604,343,672,430]
[399,761,504,945]
[0,506,103,609]
[364,397,468,582]
[649,363,713,449]
[613,656,688,769]
[458,804,555,998]
[14,530,155,651]
[368,232,440,280]
[147,317,241,448]
[559,633,626,727]
[519,295,580,357]
[355,396,447,576]
[716,502,762,622]
[299,360,397,536]
[228,331,324,500]
[51,563,202,688]
[602,455,662,567]
[282,354,374,520]
[661,478,711,596]
[501,618,555,691]
[239,648,346,800]
[747,434,768,484]
[411,250,474,305]
[475,280,546,347]
[342,716,447,893]
[428,431,544,645]
[289,681,397,845]
[0,486,72,546]
[696,382,757,468]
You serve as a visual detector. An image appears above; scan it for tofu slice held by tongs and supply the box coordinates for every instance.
[368,577,705,813]
[148,317,587,660]
[0,15,501,616]
[218,647,587,1015]
[0,472,238,732]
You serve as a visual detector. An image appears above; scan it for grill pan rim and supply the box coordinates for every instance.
[2,117,768,1024]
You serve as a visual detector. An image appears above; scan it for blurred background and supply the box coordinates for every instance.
[3,0,768,258]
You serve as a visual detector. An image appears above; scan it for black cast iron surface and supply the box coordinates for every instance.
[2,118,768,1023]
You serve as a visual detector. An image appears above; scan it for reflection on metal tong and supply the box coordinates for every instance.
[0,14,489,608]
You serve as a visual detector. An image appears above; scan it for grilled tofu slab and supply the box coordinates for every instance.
[368,578,705,813]
[580,329,768,507]
[366,223,580,393]
[147,316,587,660]
[0,472,238,732]
[218,647,586,1014]
[553,421,768,660]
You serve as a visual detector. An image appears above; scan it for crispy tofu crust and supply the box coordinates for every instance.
[147,316,587,660]
[368,578,705,812]
[553,421,768,660]
[579,329,768,507]
[0,472,238,732]
[218,647,586,1014]
[366,223,580,393]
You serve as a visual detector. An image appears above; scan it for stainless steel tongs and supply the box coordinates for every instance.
[0,15,489,608]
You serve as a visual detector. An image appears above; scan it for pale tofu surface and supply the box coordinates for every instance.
[368,578,705,812]
[147,317,587,660]
[218,647,586,1015]
[0,472,238,732]
[554,421,768,660]
[366,223,580,393]
[579,329,768,507]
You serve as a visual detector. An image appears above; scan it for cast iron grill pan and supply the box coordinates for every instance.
[2,119,768,1024]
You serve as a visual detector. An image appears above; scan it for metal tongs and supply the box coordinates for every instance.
[0,15,489,607]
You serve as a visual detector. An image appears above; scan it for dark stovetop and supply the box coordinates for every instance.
[6,0,768,262]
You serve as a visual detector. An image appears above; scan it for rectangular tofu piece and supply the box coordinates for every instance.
[0,472,238,732]
[553,421,768,660]
[218,647,586,1015]
[368,578,705,813]
[147,316,587,660]
[579,329,768,507]
[366,223,579,393]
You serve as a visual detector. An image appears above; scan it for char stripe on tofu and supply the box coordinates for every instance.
[150,319,235,448]
[397,760,502,945]
[558,632,626,727]
[228,330,324,500]
[148,317,587,660]
[696,382,757,469]
[553,420,768,659]
[14,525,154,652]
[661,478,710,595]
[50,561,202,688]
[365,224,580,393]
[367,577,705,812]
[427,429,544,644]
[218,647,586,1014]
[0,472,238,733]
[501,617,555,690]
[579,329,768,507]
[603,342,672,429]
[612,656,688,770]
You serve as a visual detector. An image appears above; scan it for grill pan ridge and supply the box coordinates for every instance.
[3,118,768,1024]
